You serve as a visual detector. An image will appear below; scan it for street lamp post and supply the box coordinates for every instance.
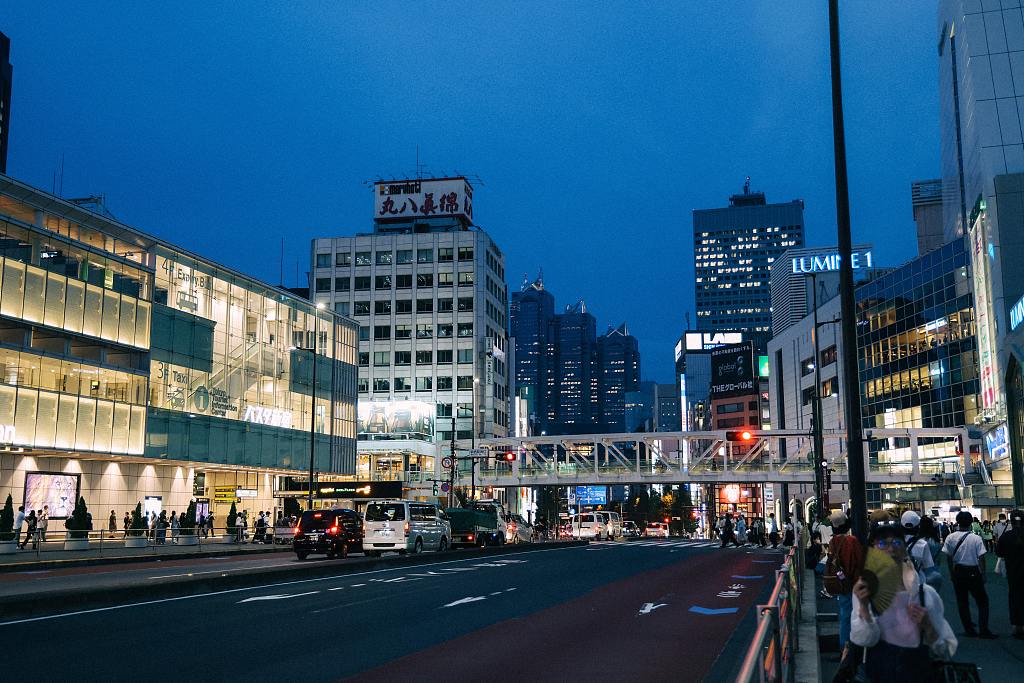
[307,303,325,511]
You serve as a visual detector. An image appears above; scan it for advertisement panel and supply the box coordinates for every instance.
[969,197,998,410]
[710,342,755,400]
[685,331,743,352]
[23,472,80,519]
[374,177,473,225]
[357,400,435,441]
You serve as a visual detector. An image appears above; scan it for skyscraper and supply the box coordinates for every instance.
[693,182,805,333]
[548,301,598,431]
[509,270,555,435]
[596,323,641,432]
[0,31,12,175]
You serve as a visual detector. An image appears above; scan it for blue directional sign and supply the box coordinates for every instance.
[575,486,606,505]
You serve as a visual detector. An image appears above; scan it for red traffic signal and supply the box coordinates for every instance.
[504,451,515,462]
[725,430,753,442]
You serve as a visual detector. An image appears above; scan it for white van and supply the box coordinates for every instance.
[597,511,621,539]
[362,500,451,556]
[571,512,608,540]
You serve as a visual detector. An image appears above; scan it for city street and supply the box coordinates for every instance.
[0,539,786,683]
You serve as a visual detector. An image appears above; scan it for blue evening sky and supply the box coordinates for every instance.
[3,2,940,383]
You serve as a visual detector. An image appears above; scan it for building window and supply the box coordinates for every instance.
[458,247,474,261]
[375,275,392,289]
[396,274,412,289]
[416,376,432,391]
[417,273,434,288]
[717,417,745,428]
[437,376,453,390]
[358,377,368,392]
[373,351,390,366]
[358,352,369,366]
[335,301,350,315]
[418,249,433,263]
[395,351,411,365]
[336,252,351,267]
[359,326,369,341]
[458,348,473,363]
[458,322,473,337]
[821,345,837,368]
[374,325,391,340]
[457,400,473,414]
[395,299,412,313]
[355,252,371,266]
[821,377,837,397]
[802,387,814,406]
[417,299,433,313]
[335,277,350,292]
[395,324,411,339]
[436,402,452,416]
[373,378,390,392]
[716,402,744,414]
[376,251,392,265]
[417,324,433,338]
[801,357,814,377]
[458,271,474,286]
[437,350,453,364]
[396,249,412,264]
[355,276,371,291]
[394,377,409,391]
[456,430,472,440]
[438,323,453,338]
[438,272,453,287]
[354,301,370,315]
[417,350,433,364]
[375,300,392,314]
[316,254,331,268]
[438,298,453,312]
[458,297,473,312]
[439,248,454,262]
[315,278,331,292]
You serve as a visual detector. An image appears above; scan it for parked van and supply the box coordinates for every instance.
[597,511,621,539]
[571,512,608,540]
[362,500,451,556]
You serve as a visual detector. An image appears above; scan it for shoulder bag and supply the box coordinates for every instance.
[824,536,855,595]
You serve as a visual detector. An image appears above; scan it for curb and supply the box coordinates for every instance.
[0,541,587,623]
[0,544,292,573]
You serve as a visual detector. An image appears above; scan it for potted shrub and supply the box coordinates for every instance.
[178,500,199,545]
[125,502,148,547]
[64,496,90,550]
[0,494,15,554]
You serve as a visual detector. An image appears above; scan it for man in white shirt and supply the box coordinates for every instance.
[943,510,996,638]
[13,505,25,545]
[993,513,1008,543]
[767,512,780,548]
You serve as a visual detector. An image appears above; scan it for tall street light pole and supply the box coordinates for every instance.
[829,0,868,542]
[808,273,825,523]
[308,302,326,511]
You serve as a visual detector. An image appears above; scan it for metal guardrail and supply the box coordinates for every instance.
[735,539,804,683]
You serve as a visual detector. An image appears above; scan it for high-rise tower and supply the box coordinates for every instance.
[0,31,12,175]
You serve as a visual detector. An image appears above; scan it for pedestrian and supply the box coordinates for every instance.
[943,509,997,638]
[715,514,724,541]
[849,518,957,682]
[768,512,780,548]
[254,511,266,544]
[995,509,1024,640]
[123,511,130,538]
[825,510,863,653]
[994,513,1008,544]
[981,520,994,552]
[39,505,48,542]
[735,515,747,546]
[207,513,215,537]
[901,511,938,588]
[971,516,983,537]
[170,511,180,544]
[156,511,168,545]
[818,516,834,547]
[782,519,794,547]
[19,510,37,549]
[109,510,117,539]
[720,513,737,548]
[13,505,25,546]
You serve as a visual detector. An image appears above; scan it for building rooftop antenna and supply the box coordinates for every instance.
[68,194,117,220]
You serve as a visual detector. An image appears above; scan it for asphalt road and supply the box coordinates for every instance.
[0,538,786,683]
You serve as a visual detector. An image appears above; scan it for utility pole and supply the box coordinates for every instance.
[809,273,825,523]
[829,0,868,543]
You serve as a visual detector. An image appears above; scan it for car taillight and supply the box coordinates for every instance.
[507,523,513,531]
[404,521,409,537]
[330,526,339,534]
[468,534,474,541]
[294,526,301,535]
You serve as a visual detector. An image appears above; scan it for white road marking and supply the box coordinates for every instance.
[238,591,319,603]
[329,586,345,591]
[149,562,295,580]
[638,602,668,615]
[443,596,487,607]
[490,591,503,595]
[350,583,366,587]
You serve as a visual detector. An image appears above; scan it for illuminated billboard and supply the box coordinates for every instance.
[374,177,473,226]
[684,331,743,352]
[357,400,435,441]
[24,472,80,519]
[710,342,755,400]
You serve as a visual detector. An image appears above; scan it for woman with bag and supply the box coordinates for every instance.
[824,511,863,653]
[995,509,1024,640]
[849,520,957,683]
[981,521,994,552]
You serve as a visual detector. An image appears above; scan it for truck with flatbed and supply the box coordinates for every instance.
[446,507,500,547]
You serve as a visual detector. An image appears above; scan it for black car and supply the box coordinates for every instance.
[292,509,363,560]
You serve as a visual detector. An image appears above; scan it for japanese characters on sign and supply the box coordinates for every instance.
[374,177,474,226]
[969,197,997,410]
[710,341,755,400]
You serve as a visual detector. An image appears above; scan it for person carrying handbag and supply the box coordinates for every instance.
[824,511,863,653]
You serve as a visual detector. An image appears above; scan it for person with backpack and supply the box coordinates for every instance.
[995,509,1024,640]
[943,510,996,638]
[19,510,38,549]
[824,510,863,652]
[901,511,940,590]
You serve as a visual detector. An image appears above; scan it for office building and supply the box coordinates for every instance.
[653,383,681,432]
[0,172,359,521]
[547,302,599,432]
[937,3,1024,503]
[0,31,10,175]
[694,182,805,333]
[509,270,554,435]
[596,323,641,432]
[311,177,511,482]
[913,180,944,257]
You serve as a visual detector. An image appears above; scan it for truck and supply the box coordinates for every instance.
[469,499,509,545]
[445,508,499,548]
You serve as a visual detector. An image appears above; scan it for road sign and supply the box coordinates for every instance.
[568,492,576,503]
[440,482,450,493]
[441,456,453,469]
[569,508,576,515]
[469,448,488,459]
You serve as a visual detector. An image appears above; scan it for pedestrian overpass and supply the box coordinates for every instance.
[445,428,990,489]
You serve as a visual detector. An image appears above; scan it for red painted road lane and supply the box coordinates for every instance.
[339,550,784,683]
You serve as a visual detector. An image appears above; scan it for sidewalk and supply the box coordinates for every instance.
[816,557,1023,682]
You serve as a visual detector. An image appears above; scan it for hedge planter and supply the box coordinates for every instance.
[0,540,16,555]
[64,538,90,551]
[216,534,237,544]
[178,535,199,546]
[125,536,148,548]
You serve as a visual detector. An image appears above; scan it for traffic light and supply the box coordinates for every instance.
[725,430,753,442]
[432,482,439,496]
[505,451,515,462]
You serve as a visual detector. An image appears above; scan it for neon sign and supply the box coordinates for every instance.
[1011,294,1024,331]
[791,251,872,274]
[242,405,293,428]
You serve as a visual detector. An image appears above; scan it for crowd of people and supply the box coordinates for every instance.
[712,511,795,548]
